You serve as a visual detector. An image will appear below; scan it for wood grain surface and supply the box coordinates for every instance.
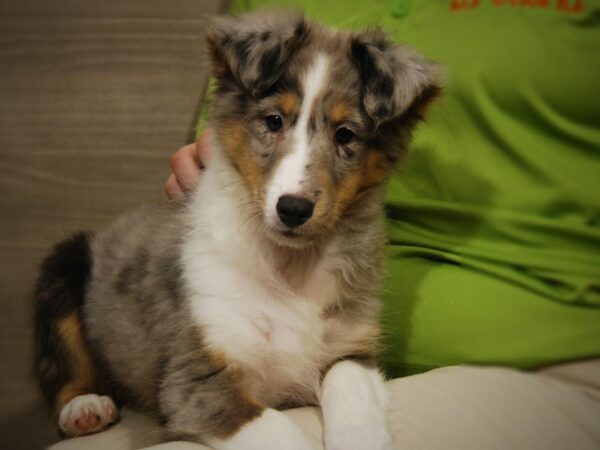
[0,0,226,447]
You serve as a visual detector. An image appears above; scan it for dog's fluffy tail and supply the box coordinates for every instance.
[33,232,97,416]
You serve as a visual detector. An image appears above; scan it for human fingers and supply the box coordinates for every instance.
[164,173,185,201]
[170,143,202,194]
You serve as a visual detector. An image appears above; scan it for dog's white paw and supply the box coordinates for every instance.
[326,423,395,450]
[58,394,118,437]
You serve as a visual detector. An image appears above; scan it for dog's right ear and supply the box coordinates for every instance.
[207,13,308,98]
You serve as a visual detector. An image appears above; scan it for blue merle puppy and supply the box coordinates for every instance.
[34,11,440,450]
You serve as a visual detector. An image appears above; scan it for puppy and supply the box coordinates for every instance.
[34,12,440,450]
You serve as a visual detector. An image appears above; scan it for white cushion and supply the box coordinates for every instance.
[49,363,600,450]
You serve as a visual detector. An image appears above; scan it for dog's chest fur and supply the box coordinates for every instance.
[188,258,332,405]
[181,154,364,406]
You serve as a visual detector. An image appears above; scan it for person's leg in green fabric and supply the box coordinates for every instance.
[381,252,600,377]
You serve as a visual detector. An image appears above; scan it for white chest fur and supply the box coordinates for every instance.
[181,157,339,405]
[188,256,329,394]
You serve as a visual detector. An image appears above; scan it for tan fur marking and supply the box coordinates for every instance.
[311,167,336,228]
[55,383,87,415]
[220,122,264,192]
[55,313,95,413]
[208,357,264,438]
[310,166,365,233]
[194,331,264,438]
[330,101,352,124]
[361,150,393,190]
[213,387,264,438]
[333,170,363,218]
[278,92,299,116]
[315,149,392,227]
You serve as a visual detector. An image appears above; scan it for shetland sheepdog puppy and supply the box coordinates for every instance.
[33,12,440,450]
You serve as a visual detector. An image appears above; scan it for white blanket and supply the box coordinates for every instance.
[50,362,600,450]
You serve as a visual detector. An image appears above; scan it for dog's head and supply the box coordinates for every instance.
[207,12,441,248]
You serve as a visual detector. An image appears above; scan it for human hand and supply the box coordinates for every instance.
[164,129,213,201]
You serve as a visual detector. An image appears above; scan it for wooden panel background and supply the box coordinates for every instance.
[0,0,226,447]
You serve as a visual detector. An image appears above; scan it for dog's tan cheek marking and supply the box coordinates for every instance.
[311,167,335,224]
[332,170,362,218]
[332,151,392,218]
[220,122,265,192]
[55,313,95,414]
[360,150,393,191]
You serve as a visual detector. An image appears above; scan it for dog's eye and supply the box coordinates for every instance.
[265,115,283,132]
[335,127,355,145]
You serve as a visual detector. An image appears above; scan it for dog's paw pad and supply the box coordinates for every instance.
[58,394,118,437]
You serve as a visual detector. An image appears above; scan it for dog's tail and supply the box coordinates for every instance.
[33,232,98,416]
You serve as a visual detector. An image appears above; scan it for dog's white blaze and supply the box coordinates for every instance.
[265,53,330,225]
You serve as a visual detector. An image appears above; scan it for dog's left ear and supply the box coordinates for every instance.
[207,12,308,97]
[351,29,442,126]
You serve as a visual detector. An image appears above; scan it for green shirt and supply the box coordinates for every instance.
[221,0,600,376]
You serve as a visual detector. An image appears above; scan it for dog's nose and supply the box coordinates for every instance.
[276,195,314,228]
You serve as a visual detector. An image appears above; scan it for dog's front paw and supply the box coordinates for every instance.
[325,423,395,450]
